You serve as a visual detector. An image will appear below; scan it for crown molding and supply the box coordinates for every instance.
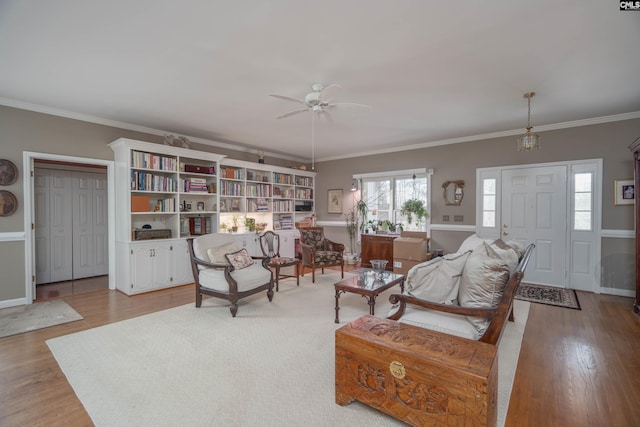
[2,97,638,165]
[0,97,307,164]
[317,111,640,163]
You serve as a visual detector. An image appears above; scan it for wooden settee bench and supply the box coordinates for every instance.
[335,242,534,426]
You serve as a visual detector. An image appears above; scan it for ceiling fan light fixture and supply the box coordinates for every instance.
[517,92,541,151]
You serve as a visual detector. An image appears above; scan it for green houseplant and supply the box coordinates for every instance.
[401,198,428,226]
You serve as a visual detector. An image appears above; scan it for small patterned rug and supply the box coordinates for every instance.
[515,283,581,310]
[0,300,83,338]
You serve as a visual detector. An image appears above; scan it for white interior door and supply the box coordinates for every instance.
[501,165,567,287]
[73,172,94,279]
[34,169,51,285]
[92,173,109,276]
[49,169,74,282]
[72,171,109,279]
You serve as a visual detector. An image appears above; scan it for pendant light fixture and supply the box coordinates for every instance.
[517,92,541,151]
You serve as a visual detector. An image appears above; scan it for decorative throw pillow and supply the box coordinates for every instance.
[207,241,239,264]
[489,239,520,274]
[406,251,471,305]
[225,248,254,270]
[505,239,526,258]
[457,234,493,254]
[458,242,510,332]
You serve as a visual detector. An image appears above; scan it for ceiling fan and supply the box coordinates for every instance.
[269,84,370,169]
[269,83,370,120]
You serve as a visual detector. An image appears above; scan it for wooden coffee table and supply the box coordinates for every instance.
[334,270,405,323]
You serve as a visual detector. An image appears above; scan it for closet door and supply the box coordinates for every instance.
[34,169,51,284]
[92,173,109,276]
[72,171,109,279]
[49,169,73,282]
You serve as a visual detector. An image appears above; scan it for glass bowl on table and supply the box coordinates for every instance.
[369,259,388,279]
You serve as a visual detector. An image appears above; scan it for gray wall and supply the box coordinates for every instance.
[0,106,301,301]
[314,117,640,292]
[0,105,638,300]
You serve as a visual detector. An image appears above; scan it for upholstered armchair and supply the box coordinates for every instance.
[299,227,345,283]
[187,233,274,317]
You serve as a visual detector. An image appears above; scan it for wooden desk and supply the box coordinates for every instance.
[360,233,398,270]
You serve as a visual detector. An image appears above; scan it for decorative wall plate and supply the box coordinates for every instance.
[0,159,18,186]
[0,190,18,216]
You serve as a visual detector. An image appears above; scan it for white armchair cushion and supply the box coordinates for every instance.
[198,263,271,293]
[395,306,482,341]
[406,251,471,305]
[458,242,510,333]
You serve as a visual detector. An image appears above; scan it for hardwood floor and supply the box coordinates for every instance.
[1,271,639,426]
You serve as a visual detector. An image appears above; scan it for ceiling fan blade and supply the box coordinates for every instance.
[318,84,342,102]
[269,94,306,105]
[276,108,309,119]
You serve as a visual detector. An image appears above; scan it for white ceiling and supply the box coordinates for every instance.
[1,1,639,163]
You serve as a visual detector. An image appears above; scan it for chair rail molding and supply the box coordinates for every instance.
[0,231,26,242]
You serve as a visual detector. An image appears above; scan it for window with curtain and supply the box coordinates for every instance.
[360,172,430,231]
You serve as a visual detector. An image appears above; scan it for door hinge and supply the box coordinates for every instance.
[31,170,34,177]
[32,275,35,283]
[31,223,35,230]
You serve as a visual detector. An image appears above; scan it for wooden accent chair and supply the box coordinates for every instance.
[187,233,274,317]
[259,230,300,291]
[299,227,345,283]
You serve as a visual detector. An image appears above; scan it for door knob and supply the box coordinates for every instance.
[503,231,509,236]
[503,224,508,228]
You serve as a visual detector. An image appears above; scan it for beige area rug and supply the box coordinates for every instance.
[47,272,529,427]
[0,299,83,338]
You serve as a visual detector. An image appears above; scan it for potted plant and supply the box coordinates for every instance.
[345,209,358,253]
[356,199,368,233]
[344,209,359,265]
[401,198,428,227]
[244,217,255,232]
[231,215,239,232]
[379,219,392,232]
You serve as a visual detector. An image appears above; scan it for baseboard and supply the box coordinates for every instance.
[599,287,635,298]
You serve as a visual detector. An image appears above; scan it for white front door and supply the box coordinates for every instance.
[501,165,567,287]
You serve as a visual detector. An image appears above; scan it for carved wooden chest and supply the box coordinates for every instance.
[335,315,498,427]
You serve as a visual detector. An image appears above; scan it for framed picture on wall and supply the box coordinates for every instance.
[614,179,634,205]
[327,189,343,214]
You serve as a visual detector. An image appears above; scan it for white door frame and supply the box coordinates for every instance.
[23,152,116,303]
[476,159,602,292]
